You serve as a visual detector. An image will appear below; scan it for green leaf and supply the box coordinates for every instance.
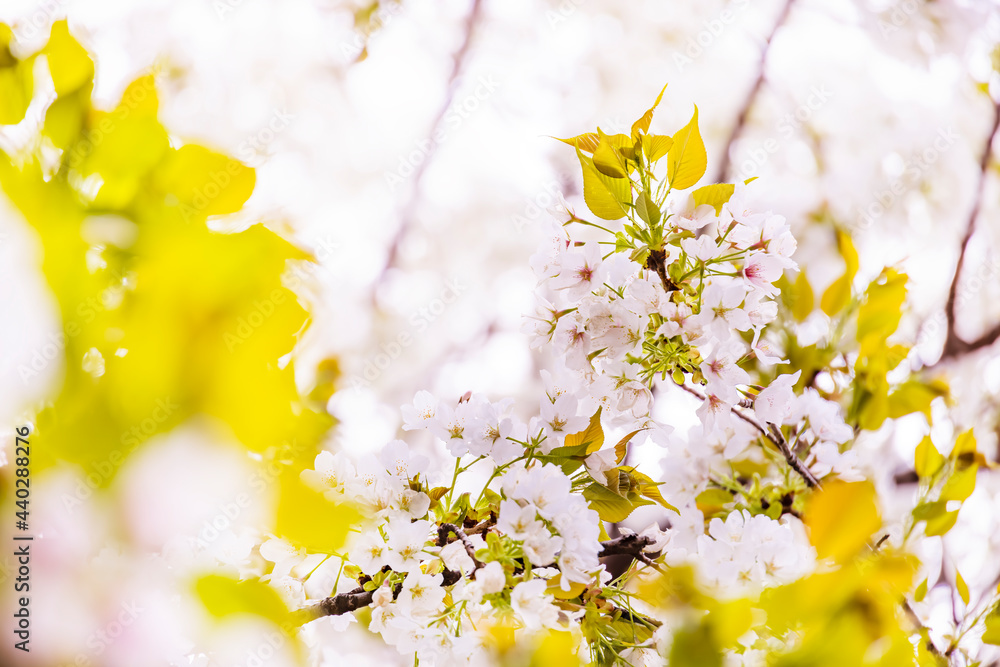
[691,183,735,216]
[636,190,661,226]
[195,574,289,625]
[576,148,630,220]
[583,482,634,522]
[956,570,969,606]
[804,480,881,563]
[913,435,944,478]
[667,106,707,190]
[631,84,668,139]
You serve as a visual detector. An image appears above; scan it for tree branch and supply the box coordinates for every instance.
[712,0,797,183]
[677,382,820,488]
[938,97,1000,362]
[438,522,485,569]
[295,533,659,623]
[373,0,485,293]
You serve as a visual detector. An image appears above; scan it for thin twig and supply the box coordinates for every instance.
[677,382,820,488]
[438,522,485,569]
[372,0,485,293]
[938,97,1000,362]
[713,0,797,183]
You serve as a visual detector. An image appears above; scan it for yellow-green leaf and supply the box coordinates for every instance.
[563,408,604,454]
[667,106,707,190]
[914,578,928,602]
[914,436,945,478]
[557,132,600,153]
[195,574,289,625]
[924,509,959,537]
[983,613,1000,645]
[889,380,948,420]
[44,20,94,95]
[791,270,815,321]
[153,144,256,219]
[631,83,668,139]
[857,270,908,357]
[583,482,634,522]
[276,472,359,553]
[592,135,628,178]
[636,190,661,226]
[804,480,881,563]
[956,570,969,605]
[691,183,735,216]
[939,465,977,502]
[820,274,852,317]
[643,134,673,162]
[613,428,645,464]
[576,148,629,220]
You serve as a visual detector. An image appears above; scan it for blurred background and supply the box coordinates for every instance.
[1,0,1000,665]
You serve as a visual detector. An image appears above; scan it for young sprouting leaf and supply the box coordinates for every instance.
[691,183,735,216]
[951,428,977,464]
[557,132,601,153]
[939,465,977,502]
[956,570,970,606]
[613,428,645,464]
[636,191,661,226]
[576,147,630,220]
[888,380,948,421]
[643,134,674,162]
[914,436,945,478]
[631,83,668,139]
[924,509,959,536]
[983,613,1000,645]
[804,480,881,563]
[667,106,707,191]
[0,26,33,125]
[43,20,94,95]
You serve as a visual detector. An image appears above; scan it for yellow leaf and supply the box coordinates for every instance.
[195,574,289,625]
[914,436,944,478]
[276,472,359,553]
[857,270,908,357]
[914,578,928,602]
[44,20,94,95]
[888,380,947,420]
[576,148,629,220]
[563,408,604,453]
[613,428,645,464]
[983,613,1000,645]
[667,105,707,190]
[939,465,977,502]
[951,428,977,459]
[557,132,600,153]
[791,269,815,321]
[546,575,587,600]
[592,135,628,178]
[531,631,580,667]
[820,274,851,317]
[153,144,256,219]
[631,83,668,139]
[924,509,959,536]
[643,134,673,162]
[691,183,735,216]
[956,570,969,605]
[804,480,881,563]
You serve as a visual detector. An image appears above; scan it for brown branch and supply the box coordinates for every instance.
[938,97,1000,362]
[296,532,659,623]
[437,522,485,569]
[372,0,485,294]
[677,382,820,488]
[713,0,797,183]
